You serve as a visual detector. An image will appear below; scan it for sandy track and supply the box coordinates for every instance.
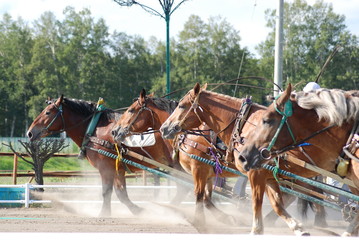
[0,202,348,236]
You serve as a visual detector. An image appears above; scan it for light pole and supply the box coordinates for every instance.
[274,0,284,97]
[113,0,188,96]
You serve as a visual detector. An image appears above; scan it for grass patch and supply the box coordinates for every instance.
[0,155,93,171]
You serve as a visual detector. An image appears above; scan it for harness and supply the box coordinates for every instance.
[227,96,253,162]
[78,98,107,159]
[175,91,256,178]
[120,98,158,137]
[44,104,66,135]
[262,96,359,178]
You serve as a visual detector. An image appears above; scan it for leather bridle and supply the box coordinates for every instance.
[120,98,156,136]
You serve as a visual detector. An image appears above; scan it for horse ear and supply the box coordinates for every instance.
[140,89,146,99]
[148,92,155,97]
[45,96,51,104]
[55,94,64,106]
[276,84,292,107]
[139,89,146,104]
[202,83,208,90]
[194,82,201,95]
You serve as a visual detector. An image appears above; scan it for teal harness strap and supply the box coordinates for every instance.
[267,97,296,182]
[79,98,106,159]
[267,98,296,151]
[272,158,280,182]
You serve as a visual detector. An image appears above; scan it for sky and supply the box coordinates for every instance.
[0,0,358,55]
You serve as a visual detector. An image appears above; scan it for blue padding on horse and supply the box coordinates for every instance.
[298,142,311,147]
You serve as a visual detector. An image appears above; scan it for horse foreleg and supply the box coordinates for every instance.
[203,178,236,226]
[263,191,296,225]
[99,181,113,217]
[248,172,266,235]
[192,174,207,228]
[113,171,143,215]
[98,170,114,217]
[170,163,191,205]
[265,180,309,236]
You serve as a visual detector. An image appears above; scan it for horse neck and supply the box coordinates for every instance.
[152,107,171,130]
[199,92,244,146]
[150,107,175,146]
[289,108,353,165]
[63,109,91,147]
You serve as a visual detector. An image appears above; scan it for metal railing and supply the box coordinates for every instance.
[0,183,177,208]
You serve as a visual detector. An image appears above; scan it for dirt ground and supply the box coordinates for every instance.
[0,182,351,237]
[0,201,349,236]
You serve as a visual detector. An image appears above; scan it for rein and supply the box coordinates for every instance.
[122,99,158,136]
[260,98,334,160]
[177,90,241,139]
[43,102,95,136]
[177,91,205,130]
[44,103,65,134]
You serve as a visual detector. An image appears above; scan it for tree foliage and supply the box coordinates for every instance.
[0,1,357,136]
[257,0,358,91]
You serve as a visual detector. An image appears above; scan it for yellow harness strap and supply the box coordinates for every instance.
[114,143,122,173]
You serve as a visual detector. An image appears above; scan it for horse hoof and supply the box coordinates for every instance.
[342,232,351,237]
[314,221,328,228]
[131,206,144,215]
[225,215,237,226]
[294,230,310,236]
[98,209,111,217]
[250,229,263,235]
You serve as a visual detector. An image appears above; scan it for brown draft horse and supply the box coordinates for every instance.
[111,89,239,229]
[160,83,328,235]
[26,95,187,217]
[239,84,359,236]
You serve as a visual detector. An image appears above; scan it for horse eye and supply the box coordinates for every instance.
[178,104,186,109]
[128,108,135,114]
[262,118,273,125]
[45,111,51,115]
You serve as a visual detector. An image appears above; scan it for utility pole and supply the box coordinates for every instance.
[274,0,284,97]
[113,0,188,97]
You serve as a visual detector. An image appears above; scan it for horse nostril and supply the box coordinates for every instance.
[238,154,247,164]
[174,124,182,132]
[244,163,251,172]
[27,131,33,139]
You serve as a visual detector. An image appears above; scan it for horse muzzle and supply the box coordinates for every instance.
[26,127,45,141]
[112,127,129,144]
[160,124,181,139]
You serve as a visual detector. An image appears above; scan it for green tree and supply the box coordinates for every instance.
[0,14,34,136]
[28,11,63,119]
[152,15,262,100]
[257,0,358,91]
[109,32,161,107]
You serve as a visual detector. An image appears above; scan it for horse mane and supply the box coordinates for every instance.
[293,88,359,126]
[203,90,241,103]
[150,97,179,113]
[202,90,267,110]
[62,98,119,121]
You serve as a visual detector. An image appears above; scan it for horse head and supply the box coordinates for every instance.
[27,95,65,141]
[239,84,294,171]
[160,82,207,139]
[112,89,157,144]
